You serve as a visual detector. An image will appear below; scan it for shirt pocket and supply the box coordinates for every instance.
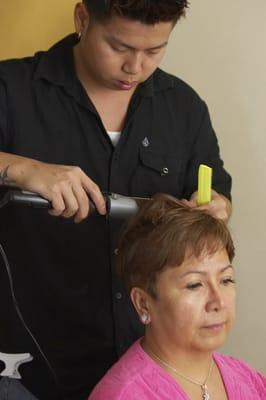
[130,147,184,197]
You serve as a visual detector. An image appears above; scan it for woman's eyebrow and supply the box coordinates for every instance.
[180,264,234,278]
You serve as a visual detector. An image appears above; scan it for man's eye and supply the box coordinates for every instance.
[221,278,236,286]
[111,45,127,53]
[146,49,161,56]
[186,282,202,290]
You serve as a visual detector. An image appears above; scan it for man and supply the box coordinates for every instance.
[0,1,231,399]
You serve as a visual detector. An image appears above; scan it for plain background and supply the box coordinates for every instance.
[0,1,265,374]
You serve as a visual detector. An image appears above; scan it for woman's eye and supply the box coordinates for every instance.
[186,282,203,290]
[221,278,236,285]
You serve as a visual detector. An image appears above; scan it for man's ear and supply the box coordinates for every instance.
[130,287,151,320]
[74,2,90,36]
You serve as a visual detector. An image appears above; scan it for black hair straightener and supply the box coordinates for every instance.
[0,189,150,218]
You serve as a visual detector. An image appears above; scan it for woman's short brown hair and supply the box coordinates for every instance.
[83,0,189,25]
[117,193,235,297]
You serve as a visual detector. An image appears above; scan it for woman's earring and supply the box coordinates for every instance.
[78,32,82,40]
[141,314,150,325]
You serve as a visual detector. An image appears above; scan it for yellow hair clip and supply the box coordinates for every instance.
[197,164,212,206]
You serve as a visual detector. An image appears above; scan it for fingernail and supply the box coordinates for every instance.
[100,205,107,215]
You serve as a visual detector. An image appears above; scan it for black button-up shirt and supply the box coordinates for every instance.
[0,34,231,400]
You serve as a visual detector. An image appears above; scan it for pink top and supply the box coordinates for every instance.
[88,340,266,400]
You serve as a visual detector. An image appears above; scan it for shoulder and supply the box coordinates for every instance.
[0,34,75,94]
[215,352,261,373]
[0,52,45,147]
[150,69,209,124]
[0,52,43,87]
[0,53,45,122]
[153,68,205,106]
[214,352,266,394]
[89,341,159,400]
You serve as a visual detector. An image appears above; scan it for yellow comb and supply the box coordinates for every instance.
[197,164,212,206]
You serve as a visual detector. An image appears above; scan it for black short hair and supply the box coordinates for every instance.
[83,0,189,25]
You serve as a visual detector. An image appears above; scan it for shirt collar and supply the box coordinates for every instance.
[35,34,78,89]
[138,68,174,97]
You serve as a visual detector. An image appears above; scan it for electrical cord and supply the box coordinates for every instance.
[0,242,62,394]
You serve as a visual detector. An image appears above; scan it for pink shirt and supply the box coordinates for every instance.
[89,340,266,400]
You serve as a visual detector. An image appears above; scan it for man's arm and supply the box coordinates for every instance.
[0,75,106,222]
[182,99,232,221]
[0,77,106,222]
[0,153,106,223]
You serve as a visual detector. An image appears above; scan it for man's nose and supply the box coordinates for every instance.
[122,52,143,75]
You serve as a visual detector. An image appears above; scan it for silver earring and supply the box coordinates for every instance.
[78,32,82,40]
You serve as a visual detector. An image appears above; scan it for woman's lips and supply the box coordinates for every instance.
[202,322,226,332]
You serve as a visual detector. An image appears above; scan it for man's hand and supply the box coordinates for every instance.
[181,190,232,222]
[2,154,106,223]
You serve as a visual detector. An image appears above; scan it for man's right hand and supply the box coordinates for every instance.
[0,153,106,223]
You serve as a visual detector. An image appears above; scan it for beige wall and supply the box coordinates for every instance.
[161,0,266,373]
[0,1,265,373]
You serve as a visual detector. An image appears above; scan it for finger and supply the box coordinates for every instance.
[195,202,217,213]
[60,185,79,218]
[182,199,197,208]
[195,204,210,211]
[196,203,228,221]
[81,175,106,215]
[180,198,190,206]
[71,185,90,223]
[189,191,198,201]
[48,193,66,217]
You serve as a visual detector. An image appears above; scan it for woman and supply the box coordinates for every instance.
[89,194,265,399]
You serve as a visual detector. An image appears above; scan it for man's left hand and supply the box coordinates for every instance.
[181,190,232,222]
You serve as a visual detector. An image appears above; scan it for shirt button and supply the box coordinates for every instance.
[161,167,169,176]
[114,248,119,255]
[142,137,150,147]
[115,292,122,300]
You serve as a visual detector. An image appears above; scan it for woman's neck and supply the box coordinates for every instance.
[141,334,214,383]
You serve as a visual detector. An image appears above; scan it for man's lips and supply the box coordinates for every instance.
[113,80,138,90]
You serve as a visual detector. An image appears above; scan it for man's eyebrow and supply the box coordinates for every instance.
[180,264,234,278]
[109,37,168,51]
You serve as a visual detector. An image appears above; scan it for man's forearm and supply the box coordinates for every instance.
[0,152,34,187]
[0,165,15,186]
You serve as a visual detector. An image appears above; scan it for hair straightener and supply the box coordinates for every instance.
[0,189,150,218]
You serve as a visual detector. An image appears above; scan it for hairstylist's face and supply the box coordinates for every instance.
[147,248,236,354]
[74,3,173,92]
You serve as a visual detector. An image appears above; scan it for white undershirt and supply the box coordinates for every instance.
[107,130,121,147]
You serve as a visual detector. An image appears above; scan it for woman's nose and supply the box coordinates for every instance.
[206,286,225,312]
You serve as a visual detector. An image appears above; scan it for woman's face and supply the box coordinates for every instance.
[147,248,236,354]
